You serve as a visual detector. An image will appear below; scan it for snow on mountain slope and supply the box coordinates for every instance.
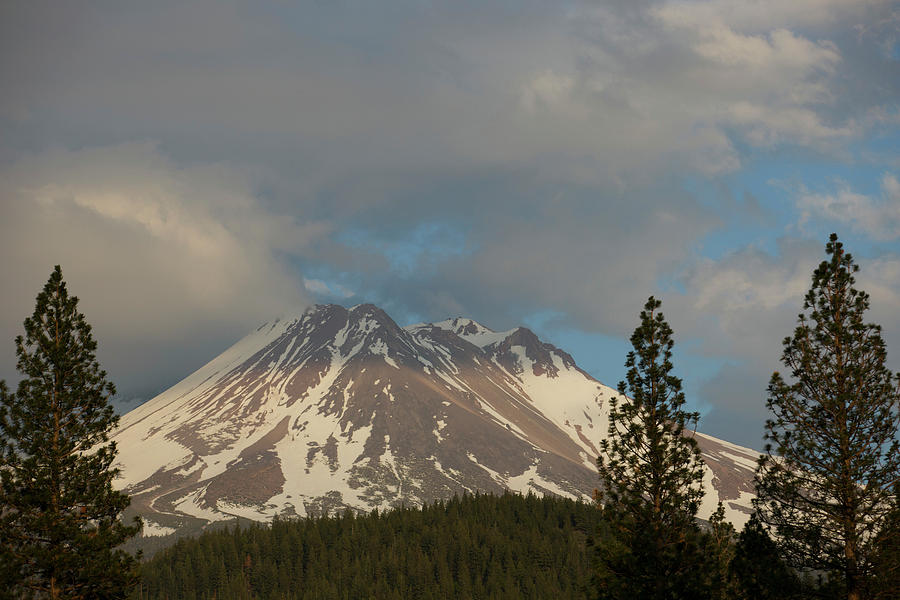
[112,304,758,541]
[419,317,513,348]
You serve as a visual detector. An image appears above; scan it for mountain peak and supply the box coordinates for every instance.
[112,302,757,540]
[420,317,512,348]
[348,302,383,316]
[442,317,494,336]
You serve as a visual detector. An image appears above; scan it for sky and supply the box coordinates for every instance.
[1,0,899,449]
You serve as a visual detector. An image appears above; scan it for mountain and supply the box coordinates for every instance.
[111,304,759,542]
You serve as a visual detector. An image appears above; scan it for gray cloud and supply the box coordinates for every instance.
[0,142,318,396]
[3,0,892,181]
[798,173,900,240]
[670,236,900,447]
[1,0,899,448]
[697,363,774,450]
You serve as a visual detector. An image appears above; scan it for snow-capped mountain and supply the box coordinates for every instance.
[112,304,759,539]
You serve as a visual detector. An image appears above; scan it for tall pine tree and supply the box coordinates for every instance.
[0,266,141,599]
[596,296,706,599]
[755,234,900,600]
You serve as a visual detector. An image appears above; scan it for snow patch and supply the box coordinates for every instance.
[506,464,581,500]
[142,521,177,537]
[697,464,752,528]
[173,488,230,523]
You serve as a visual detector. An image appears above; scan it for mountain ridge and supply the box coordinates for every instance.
[111,303,758,541]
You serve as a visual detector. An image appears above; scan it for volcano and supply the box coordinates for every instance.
[111,304,759,540]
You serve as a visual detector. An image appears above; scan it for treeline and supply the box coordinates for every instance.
[134,492,606,600]
[135,490,900,600]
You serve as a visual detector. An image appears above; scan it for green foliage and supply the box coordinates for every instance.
[595,296,707,599]
[755,234,900,599]
[730,513,800,599]
[703,503,738,600]
[0,266,141,599]
[135,492,607,600]
[867,486,900,600]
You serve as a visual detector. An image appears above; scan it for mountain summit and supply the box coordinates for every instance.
[112,304,758,539]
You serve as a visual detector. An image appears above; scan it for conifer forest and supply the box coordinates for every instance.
[134,492,604,600]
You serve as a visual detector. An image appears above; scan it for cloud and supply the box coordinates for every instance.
[653,0,889,33]
[696,363,773,450]
[664,239,822,447]
[858,252,900,348]
[303,278,354,299]
[690,26,839,72]
[520,70,578,114]
[676,239,820,359]
[0,142,321,395]
[483,0,882,185]
[672,236,900,446]
[650,6,859,150]
[728,103,856,148]
[336,180,719,341]
[1,0,898,444]
[797,173,900,240]
[673,233,899,367]
[3,0,889,191]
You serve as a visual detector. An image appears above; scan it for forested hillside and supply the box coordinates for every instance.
[135,493,607,600]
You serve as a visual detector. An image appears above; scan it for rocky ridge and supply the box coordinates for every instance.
[111,304,759,541]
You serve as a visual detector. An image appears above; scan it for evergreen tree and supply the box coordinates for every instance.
[703,503,738,600]
[868,485,900,600]
[755,234,900,600]
[0,266,141,599]
[136,492,606,599]
[596,296,706,599]
[730,513,799,600]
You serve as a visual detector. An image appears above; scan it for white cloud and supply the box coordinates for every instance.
[691,26,839,71]
[690,256,809,314]
[520,70,577,114]
[488,0,874,183]
[647,6,855,151]
[679,242,818,358]
[675,236,900,369]
[677,236,900,445]
[861,253,900,348]
[728,103,856,147]
[0,142,323,389]
[797,173,900,240]
[303,278,354,299]
[653,0,888,33]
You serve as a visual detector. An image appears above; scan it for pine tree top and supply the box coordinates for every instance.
[3,265,118,460]
[0,265,140,599]
[598,296,705,525]
[756,233,900,590]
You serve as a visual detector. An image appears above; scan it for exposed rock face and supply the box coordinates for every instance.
[112,304,759,539]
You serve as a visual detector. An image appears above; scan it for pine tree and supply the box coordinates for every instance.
[0,266,141,599]
[703,503,738,600]
[868,485,900,600]
[596,296,706,599]
[755,234,900,600]
[730,513,799,600]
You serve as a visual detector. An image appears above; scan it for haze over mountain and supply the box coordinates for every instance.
[111,304,759,541]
